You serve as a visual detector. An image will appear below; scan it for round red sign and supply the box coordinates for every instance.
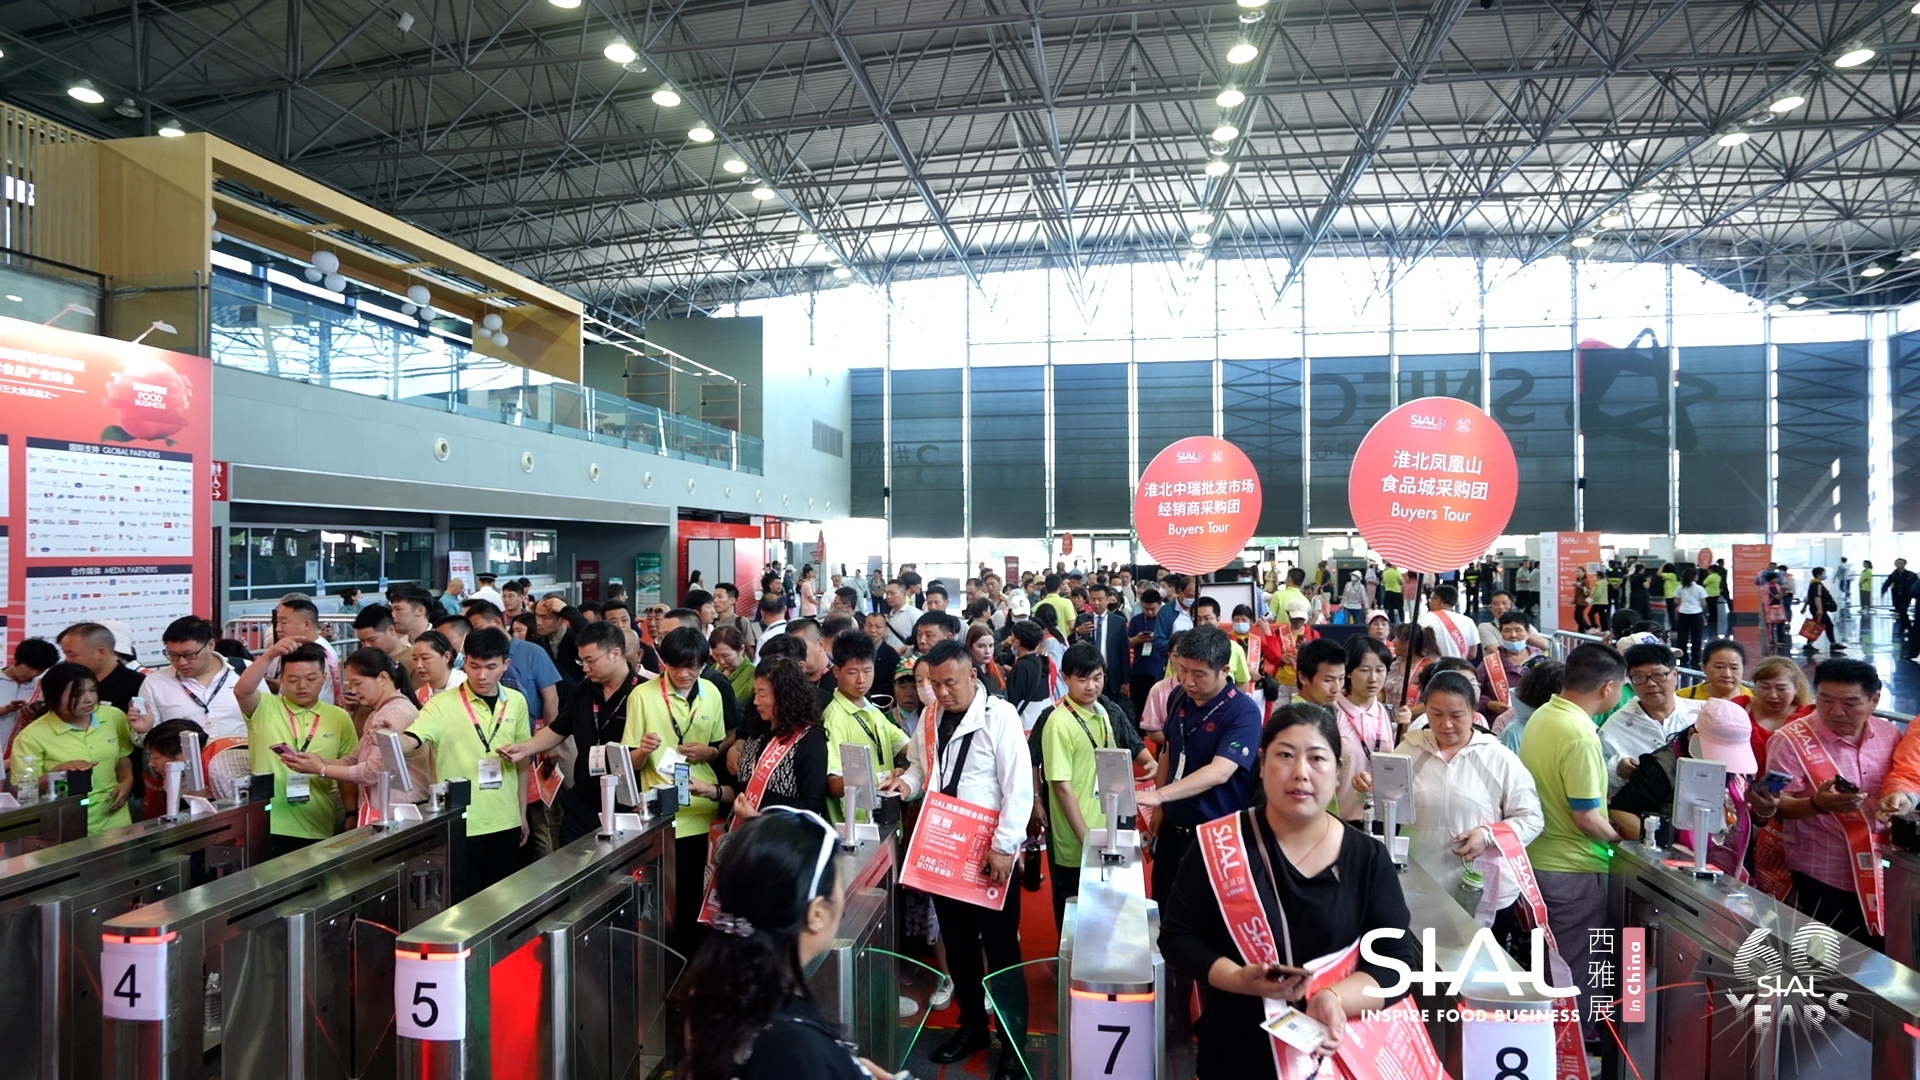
[1133,437,1263,575]
[1347,398,1519,575]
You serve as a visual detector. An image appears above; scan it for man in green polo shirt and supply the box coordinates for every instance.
[1041,643,1117,930]
[1518,642,1627,1042]
[626,626,729,954]
[403,628,531,892]
[236,640,355,858]
[1035,573,1076,645]
[822,630,907,824]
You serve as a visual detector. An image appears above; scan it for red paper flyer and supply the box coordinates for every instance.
[900,792,1009,911]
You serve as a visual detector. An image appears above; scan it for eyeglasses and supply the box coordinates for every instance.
[763,805,837,898]
[164,644,207,666]
[1628,670,1676,687]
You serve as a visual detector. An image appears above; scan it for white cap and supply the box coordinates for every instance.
[1619,631,1663,647]
[1286,598,1310,620]
[97,619,138,661]
[1007,593,1032,617]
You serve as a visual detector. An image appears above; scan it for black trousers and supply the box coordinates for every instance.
[934,886,1027,1044]
[1050,859,1080,931]
[1386,595,1404,623]
[466,826,527,896]
[673,832,711,962]
[1129,676,1157,726]
[1789,870,1883,950]
[1676,612,1706,666]
[1151,822,1198,1039]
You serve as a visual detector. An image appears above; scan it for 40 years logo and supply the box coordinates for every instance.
[1725,923,1850,1031]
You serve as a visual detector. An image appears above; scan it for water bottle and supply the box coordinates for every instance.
[15,754,38,806]
[1453,863,1486,914]
[204,972,223,1033]
[1644,815,1664,854]
[1021,837,1044,892]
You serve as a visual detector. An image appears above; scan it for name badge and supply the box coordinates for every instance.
[1140,642,1152,656]
[284,771,312,804]
[588,745,609,777]
[1261,1002,1330,1054]
[477,756,504,790]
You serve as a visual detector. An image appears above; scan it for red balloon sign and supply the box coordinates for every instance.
[1348,398,1519,575]
[1133,437,1263,575]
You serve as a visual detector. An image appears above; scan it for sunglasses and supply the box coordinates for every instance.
[762,805,837,899]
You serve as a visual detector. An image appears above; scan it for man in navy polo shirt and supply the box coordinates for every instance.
[1135,624,1263,1043]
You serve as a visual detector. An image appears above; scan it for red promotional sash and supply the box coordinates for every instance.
[1484,654,1510,705]
[1485,822,1591,1080]
[1402,658,1433,708]
[698,729,803,925]
[1775,718,1885,935]
[1196,812,1447,1080]
[1434,614,1473,658]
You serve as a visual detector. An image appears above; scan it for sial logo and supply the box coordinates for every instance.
[1724,924,1850,1031]
[1361,928,1579,999]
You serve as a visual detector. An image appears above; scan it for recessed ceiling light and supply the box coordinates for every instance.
[1204,160,1231,177]
[831,267,852,280]
[157,122,185,138]
[722,158,748,174]
[1834,45,1875,68]
[1190,230,1213,245]
[1716,130,1750,147]
[651,88,682,107]
[1211,124,1241,142]
[751,186,776,200]
[1226,43,1259,64]
[1186,211,1214,226]
[1902,250,1920,261]
[1184,250,1206,263]
[1769,94,1807,113]
[604,42,638,65]
[4,295,21,302]
[1216,89,1246,108]
[1570,235,1595,248]
[548,0,581,7]
[67,83,105,104]
[1237,0,1269,6]
[688,126,715,142]
[1787,294,1809,305]
[1861,263,1887,277]
[1600,212,1625,228]
[1631,190,1662,206]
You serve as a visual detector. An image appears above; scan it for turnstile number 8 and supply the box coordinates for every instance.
[395,949,469,1041]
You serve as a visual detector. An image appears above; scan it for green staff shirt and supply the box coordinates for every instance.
[246,695,355,840]
[8,707,134,834]
[1517,695,1611,874]
[625,676,727,839]
[1042,698,1114,867]
[411,684,531,837]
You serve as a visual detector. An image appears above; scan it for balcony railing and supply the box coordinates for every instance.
[209,269,763,474]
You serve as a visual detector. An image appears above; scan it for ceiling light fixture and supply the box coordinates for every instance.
[1570,235,1595,248]
[1184,250,1206,263]
[651,88,682,107]
[1902,250,1920,261]
[1226,43,1259,64]
[832,267,852,280]
[751,186,776,200]
[1211,124,1241,142]
[67,82,105,104]
[1716,130,1750,147]
[688,126,715,142]
[604,41,638,65]
[1190,230,1213,245]
[1833,45,1875,68]
[1787,294,1809,305]
[1631,190,1662,206]
[548,0,581,7]
[157,122,185,138]
[1600,212,1626,228]
[722,158,748,174]
[1769,94,1807,113]
[1205,160,1231,177]
[1861,263,1887,278]
[1216,88,1246,108]
[1186,211,1214,226]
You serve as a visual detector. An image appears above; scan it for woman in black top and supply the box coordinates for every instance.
[675,808,893,1080]
[1160,704,1418,1080]
[1803,567,1841,654]
[731,657,830,818]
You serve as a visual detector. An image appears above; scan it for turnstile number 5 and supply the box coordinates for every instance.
[395,948,469,1040]
[99,933,172,1023]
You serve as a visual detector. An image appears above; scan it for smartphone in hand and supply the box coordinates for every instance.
[1760,770,1793,795]
[1832,776,1861,795]
[270,743,294,757]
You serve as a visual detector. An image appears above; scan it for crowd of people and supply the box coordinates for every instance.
[2,552,1914,1080]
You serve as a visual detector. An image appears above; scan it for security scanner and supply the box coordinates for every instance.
[806,744,900,1062]
[1370,751,1414,865]
[0,771,274,1080]
[1610,838,1920,1078]
[394,762,674,1080]
[98,779,473,1080]
[1058,747,1167,1080]
[0,767,98,856]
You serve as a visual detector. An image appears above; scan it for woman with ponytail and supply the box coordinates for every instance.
[675,808,895,1080]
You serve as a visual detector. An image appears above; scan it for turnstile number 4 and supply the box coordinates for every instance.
[99,934,172,1024]
[395,949,469,1041]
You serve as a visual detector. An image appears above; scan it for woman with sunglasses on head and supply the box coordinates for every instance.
[675,808,898,1080]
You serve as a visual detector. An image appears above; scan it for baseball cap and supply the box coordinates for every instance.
[1286,598,1310,621]
[1692,698,1757,774]
[1007,593,1031,617]
[1619,631,1664,647]
[98,619,138,662]
[1366,609,1389,625]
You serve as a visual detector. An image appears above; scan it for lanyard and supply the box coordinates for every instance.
[1062,698,1110,749]
[283,699,324,752]
[1172,687,1233,757]
[659,678,698,743]
[459,686,506,752]
[838,693,886,751]
[179,667,231,715]
[590,675,639,740]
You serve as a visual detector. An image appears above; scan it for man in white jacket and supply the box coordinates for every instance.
[1598,642,1699,794]
[885,638,1033,1076]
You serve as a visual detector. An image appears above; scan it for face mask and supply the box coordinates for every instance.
[1232,621,1251,634]
[919,683,938,706]
[1502,639,1528,653]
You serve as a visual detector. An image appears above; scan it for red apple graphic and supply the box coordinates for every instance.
[103,353,192,441]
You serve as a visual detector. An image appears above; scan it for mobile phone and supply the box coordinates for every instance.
[674,762,691,805]
[1832,776,1860,794]
[270,743,294,756]
[1759,770,1793,795]
[1266,963,1311,980]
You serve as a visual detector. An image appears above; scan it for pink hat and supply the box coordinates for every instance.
[1692,698,1757,774]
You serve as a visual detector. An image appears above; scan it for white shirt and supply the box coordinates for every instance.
[1397,729,1544,909]
[1676,583,1707,615]
[0,670,42,760]
[900,690,1035,857]
[137,664,249,740]
[468,585,503,607]
[884,606,922,652]
[1419,609,1480,658]
[1598,697,1700,794]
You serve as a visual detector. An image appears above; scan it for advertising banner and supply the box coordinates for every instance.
[1732,543,1773,618]
[0,317,213,661]
[1132,436,1262,575]
[1348,397,1518,575]
[1555,532,1603,633]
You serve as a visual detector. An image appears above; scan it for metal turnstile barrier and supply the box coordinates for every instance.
[0,775,276,1080]
[0,772,96,856]
[99,780,472,1080]
[804,835,899,1064]
[1611,839,1920,1079]
[1883,847,1920,970]
[394,809,675,1080]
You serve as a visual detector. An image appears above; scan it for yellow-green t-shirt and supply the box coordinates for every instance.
[1269,587,1306,621]
[822,690,909,824]
[625,676,727,839]
[1036,594,1077,638]
[1517,695,1610,874]
[8,707,134,834]
[410,685,532,837]
[1660,572,1679,599]
[1042,699,1114,867]
[246,695,356,840]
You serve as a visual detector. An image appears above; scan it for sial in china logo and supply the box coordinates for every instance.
[1724,924,1849,1031]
